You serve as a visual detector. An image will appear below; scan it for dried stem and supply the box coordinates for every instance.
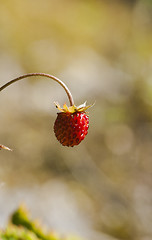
[0,73,74,106]
[0,144,12,151]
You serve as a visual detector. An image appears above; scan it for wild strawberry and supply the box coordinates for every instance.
[0,72,93,149]
[54,102,91,147]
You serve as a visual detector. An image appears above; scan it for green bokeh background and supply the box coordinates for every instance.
[1,0,152,239]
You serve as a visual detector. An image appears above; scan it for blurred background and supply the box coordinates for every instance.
[0,0,152,239]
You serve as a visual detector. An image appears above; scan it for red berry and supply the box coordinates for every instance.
[54,112,89,147]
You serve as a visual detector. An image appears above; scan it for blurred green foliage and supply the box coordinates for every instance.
[0,205,82,240]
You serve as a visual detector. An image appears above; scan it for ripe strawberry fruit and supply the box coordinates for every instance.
[54,102,91,147]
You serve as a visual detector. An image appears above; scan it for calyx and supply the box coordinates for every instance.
[55,101,93,113]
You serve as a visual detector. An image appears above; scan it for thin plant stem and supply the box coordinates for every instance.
[0,73,74,106]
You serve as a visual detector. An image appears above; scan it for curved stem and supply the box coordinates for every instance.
[0,73,74,106]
